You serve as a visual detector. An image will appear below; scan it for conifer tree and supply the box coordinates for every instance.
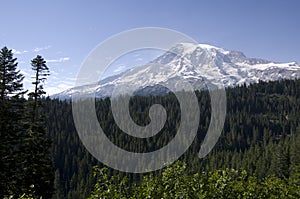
[0,47,25,99]
[0,47,25,197]
[21,55,54,198]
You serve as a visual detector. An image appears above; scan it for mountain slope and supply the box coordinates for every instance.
[53,43,300,99]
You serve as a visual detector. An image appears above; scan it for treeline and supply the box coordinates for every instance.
[0,47,53,198]
[45,79,300,198]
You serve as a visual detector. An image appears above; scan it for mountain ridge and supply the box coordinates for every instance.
[52,42,300,99]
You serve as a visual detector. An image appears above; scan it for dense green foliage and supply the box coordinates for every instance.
[45,79,300,198]
[0,47,26,197]
[0,47,53,198]
[89,161,300,199]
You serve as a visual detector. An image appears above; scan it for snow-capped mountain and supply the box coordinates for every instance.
[53,42,300,99]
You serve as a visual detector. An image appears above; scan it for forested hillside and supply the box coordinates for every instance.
[45,79,300,198]
[3,44,299,198]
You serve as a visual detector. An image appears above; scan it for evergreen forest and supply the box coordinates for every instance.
[1,46,300,198]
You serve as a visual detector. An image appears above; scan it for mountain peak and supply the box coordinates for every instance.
[172,42,229,55]
[53,43,300,99]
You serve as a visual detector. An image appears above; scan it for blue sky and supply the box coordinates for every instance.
[1,0,300,95]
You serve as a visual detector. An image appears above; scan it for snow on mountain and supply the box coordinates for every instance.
[53,42,300,99]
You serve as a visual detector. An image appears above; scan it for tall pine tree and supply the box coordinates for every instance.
[0,47,26,197]
[21,55,54,198]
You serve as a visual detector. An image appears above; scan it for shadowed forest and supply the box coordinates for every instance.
[1,47,300,198]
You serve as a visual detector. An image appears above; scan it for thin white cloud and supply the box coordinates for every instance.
[45,81,75,95]
[66,77,77,81]
[135,57,143,62]
[133,53,141,57]
[46,57,70,63]
[20,69,31,77]
[105,56,113,61]
[44,87,64,96]
[50,70,59,76]
[113,65,126,73]
[12,49,28,55]
[33,45,51,52]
